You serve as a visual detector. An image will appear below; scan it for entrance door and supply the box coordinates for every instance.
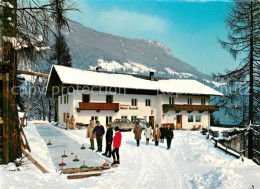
[149,116,154,129]
[176,115,182,129]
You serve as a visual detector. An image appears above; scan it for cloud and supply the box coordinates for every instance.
[70,3,169,38]
[97,8,169,34]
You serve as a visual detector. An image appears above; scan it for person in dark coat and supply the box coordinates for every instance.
[165,124,174,150]
[93,121,105,152]
[112,126,122,165]
[102,124,113,157]
[160,124,165,143]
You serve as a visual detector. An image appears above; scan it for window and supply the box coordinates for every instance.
[106,95,113,103]
[131,99,137,106]
[64,95,66,104]
[188,115,194,122]
[121,116,127,119]
[169,97,174,105]
[201,98,206,105]
[82,94,90,103]
[196,115,201,122]
[188,98,193,105]
[121,119,130,124]
[106,116,112,125]
[144,116,147,121]
[67,95,69,104]
[60,96,62,104]
[131,116,137,122]
[91,116,98,123]
[145,99,151,106]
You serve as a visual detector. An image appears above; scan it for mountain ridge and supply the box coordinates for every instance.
[64,21,212,80]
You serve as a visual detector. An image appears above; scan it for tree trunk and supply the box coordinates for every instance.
[41,96,46,121]
[1,0,21,163]
[249,1,254,124]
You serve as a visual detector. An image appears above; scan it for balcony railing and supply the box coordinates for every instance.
[78,102,120,112]
[162,104,219,113]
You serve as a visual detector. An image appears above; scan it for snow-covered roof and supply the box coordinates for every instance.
[158,79,223,96]
[47,65,223,96]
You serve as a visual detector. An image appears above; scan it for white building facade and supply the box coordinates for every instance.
[46,65,222,129]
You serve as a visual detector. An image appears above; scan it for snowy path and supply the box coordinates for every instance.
[35,123,104,169]
[1,122,260,189]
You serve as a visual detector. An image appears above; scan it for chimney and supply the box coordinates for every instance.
[149,70,155,81]
[96,67,102,71]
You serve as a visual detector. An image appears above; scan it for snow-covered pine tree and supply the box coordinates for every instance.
[214,0,260,124]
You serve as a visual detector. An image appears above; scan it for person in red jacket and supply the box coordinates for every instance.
[112,126,122,165]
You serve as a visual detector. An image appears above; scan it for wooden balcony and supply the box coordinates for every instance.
[162,104,219,113]
[78,102,120,112]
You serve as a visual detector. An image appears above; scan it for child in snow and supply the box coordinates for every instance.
[112,126,122,165]
[133,123,142,146]
[153,124,161,146]
[144,124,153,145]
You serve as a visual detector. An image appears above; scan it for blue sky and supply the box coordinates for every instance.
[69,0,237,75]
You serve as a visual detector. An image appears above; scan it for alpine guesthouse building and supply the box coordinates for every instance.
[46,65,223,129]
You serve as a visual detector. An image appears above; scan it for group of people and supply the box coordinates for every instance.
[85,120,174,165]
[65,115,75,130]
[86,120,122,165]
[133,123,174,150]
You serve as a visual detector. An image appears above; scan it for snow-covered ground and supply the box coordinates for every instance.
[1,122,260,189]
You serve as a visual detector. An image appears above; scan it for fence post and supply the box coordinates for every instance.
[248,127,253,159]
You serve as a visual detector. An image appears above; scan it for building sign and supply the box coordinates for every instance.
[120,104,138,110]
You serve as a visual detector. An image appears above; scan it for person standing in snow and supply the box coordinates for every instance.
[102,124,113,157]
[86,120,95,150]
[144,124,153,145]
[160,124,165,143]
[153,124,161,146]
[70,115,75,129]
[165,124,174,150]
[66,115,70,130]
[112,126,122,165]
[133,123,142,146]
[93,121,105,152]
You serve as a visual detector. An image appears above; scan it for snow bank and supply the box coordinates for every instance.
[23,122,56,172]
[1,123,260,189]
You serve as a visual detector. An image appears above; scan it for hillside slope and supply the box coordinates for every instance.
[64,22,211,80]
